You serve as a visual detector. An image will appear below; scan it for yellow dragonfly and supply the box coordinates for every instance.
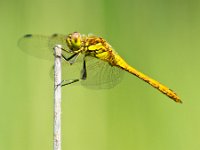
[18,32,182,103]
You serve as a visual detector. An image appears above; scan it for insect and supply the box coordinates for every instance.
[18,32,182,103]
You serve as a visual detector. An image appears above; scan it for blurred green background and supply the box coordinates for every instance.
[1,0,200,150]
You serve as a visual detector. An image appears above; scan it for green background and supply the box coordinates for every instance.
[1,0,199,150]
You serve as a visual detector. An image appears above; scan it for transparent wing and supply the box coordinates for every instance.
[49,54,123,89]
[81,56,124,89]
[18,34,70,60]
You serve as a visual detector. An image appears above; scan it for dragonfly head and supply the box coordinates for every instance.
[66,32,82,51]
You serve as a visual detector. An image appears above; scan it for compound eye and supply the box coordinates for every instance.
[71,32,82,50]
[66,32,82,51]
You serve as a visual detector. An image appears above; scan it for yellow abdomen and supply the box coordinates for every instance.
[114,54,182,103]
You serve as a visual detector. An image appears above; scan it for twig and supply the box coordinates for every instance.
[54,45,62,150]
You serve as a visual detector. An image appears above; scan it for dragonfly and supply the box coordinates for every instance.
[18,32,182,103]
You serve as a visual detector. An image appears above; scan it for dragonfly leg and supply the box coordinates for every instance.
[55,79,79,89]
[61,53,79,65]
[81,55,87,80]
[61,79,79,87]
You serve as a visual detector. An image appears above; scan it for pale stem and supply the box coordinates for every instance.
[54,45,62,150]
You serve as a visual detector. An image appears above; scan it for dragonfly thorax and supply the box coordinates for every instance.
[66,32,83,52]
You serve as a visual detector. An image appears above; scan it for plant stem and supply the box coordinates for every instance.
[54,45,62,150]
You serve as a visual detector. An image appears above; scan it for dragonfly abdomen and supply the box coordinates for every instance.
[114,54,182,103]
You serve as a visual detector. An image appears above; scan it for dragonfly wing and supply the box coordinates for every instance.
[18,34,53,60]
[48,34,70,56]
[18,34,70,60]
[81,56,124,89]
[49,53,123,89]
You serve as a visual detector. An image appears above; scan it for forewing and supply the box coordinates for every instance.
[18,34,70,60]
[48,34,71,57]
